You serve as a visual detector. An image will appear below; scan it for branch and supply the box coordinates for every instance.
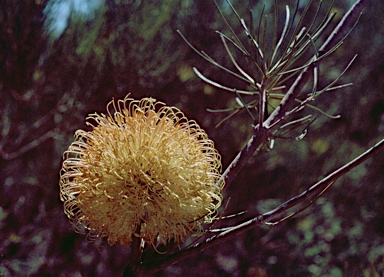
[0,130,56,160]
[0,92,70,160]
[140,137,384,275]
[133,0,371,275]
[263,64,311,128]
[261,137,384,223]
[216,126,268,189]
[319,0,367,53]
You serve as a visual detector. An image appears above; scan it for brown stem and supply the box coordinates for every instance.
[124,225,143,277]
[216,126,268,189]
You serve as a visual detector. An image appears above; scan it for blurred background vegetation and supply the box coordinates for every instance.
[0,0,383,276]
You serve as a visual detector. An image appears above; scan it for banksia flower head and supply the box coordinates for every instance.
[59,95,223,246]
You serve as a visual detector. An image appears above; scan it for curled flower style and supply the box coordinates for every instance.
[59,95,223,246]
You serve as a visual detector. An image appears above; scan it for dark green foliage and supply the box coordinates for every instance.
[0,0,383,276]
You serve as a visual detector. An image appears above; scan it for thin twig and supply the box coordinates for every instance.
[261,137,384,222]
[263,0,366,129]
[0,130,56,160]
[319,0,367,53]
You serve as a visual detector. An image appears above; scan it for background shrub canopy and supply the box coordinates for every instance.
[0,0,383,276]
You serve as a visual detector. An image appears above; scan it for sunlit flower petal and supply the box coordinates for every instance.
[60,95,223,245]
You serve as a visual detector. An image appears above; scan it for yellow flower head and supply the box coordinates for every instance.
[60,95,223,246]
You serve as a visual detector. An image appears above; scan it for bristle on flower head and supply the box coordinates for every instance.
[59,95,224,246]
